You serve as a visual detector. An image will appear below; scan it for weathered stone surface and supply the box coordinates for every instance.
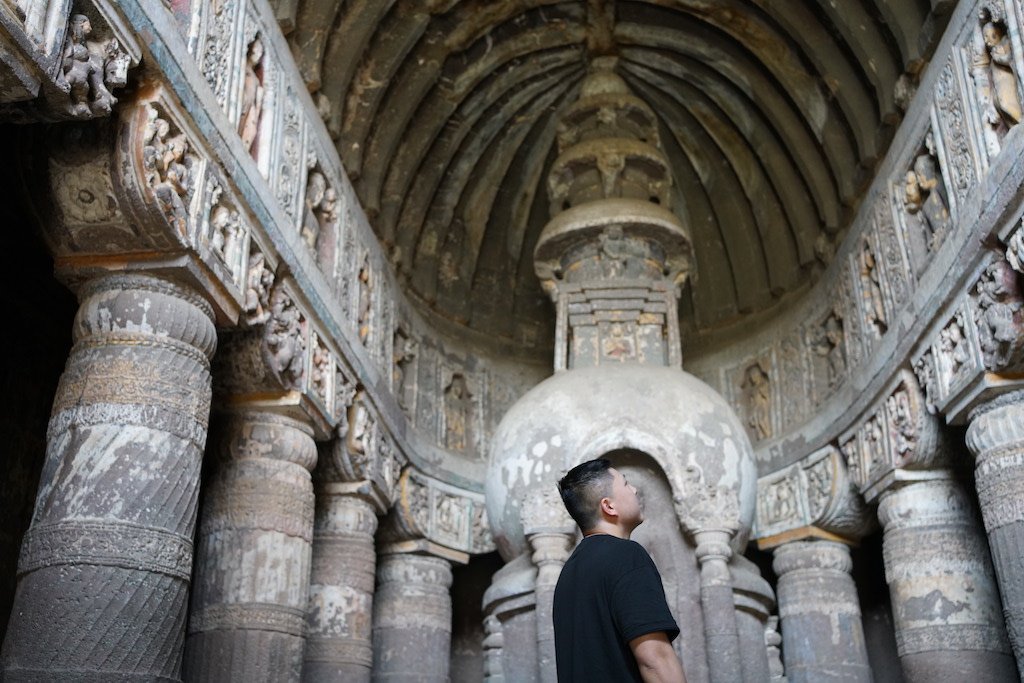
[184,410,317,683]
[303,486,378,682]
[966,392,1024,672]
[876,477,1016,681]
[0,273,216,681]
[773,540,871,682]
[371,552,453,682]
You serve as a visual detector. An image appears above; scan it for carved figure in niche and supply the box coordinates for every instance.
[264,288,305,388]
[974,260,1023,367]
[886,388,916,462]
[436,494,463,539]
[59,14,120,118]
[210,204,243,273]
[741,362,772,440]
[244,250,274,325]
[982,12,1023,127]
[763,477,796,524]
[859,242,887,337]
[904,134,950,247]
[812,312,846,389]
[913,351,938,413]
[392,328,417,410]
[1007,227,1024,273]
[311,341,330,405]
[301,171,326,250]
[238,36,265,155]
[357,255,372,344]
[444,373,472,452]
[346,393,372,473]
[334,368,356,433]
[602,322,635,361]
[840,439,861,487]
[864,415,886,475]
[804,459,831,519]
[939,314,971,379]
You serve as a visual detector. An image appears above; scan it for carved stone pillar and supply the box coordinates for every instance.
[966,392,1024,669]
[693,529,744,683]
[371,551,454,682]
[482,615,505,682]
[772,540,870,683]
[877,477,1016,681]
[183,411,317,682]
[303,486,379,682]
[527,532,574,683]
[0,273,216,681]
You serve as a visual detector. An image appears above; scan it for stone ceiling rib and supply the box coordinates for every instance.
[282,0,948,350]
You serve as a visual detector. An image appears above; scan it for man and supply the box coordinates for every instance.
[553,458,687,683]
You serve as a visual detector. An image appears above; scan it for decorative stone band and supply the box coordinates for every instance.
[200,488,315,543]
[383,467,489,555]
[895,624,1011,657]
[309,536,377,591]
[304,637,372,667]
[187,602,306,637]
[18,519,192,581]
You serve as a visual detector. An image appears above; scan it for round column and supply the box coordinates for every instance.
[183,411,317,682]
[877,477,1016,681]
[772,540,870,682]
[303,487,379,682]
[528,531,573,683]
[966,393,1024,670]
[694,529,744,683]
[372,552,453,682]
[0,273,216,681]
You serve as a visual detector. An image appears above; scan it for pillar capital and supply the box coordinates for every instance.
[772,539,854,577]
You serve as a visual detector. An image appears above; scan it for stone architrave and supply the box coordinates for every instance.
[772,540,870,682]
[876,476,1015,681]
[371,551,454,682]
[0,273,217,681]
[966,391,1024,671]
[183,410,318,682]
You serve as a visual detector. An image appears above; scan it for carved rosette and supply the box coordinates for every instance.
[839,369,948,503]
[912,254,1024,423]
[383,467,492,558]
[754,446,871,546]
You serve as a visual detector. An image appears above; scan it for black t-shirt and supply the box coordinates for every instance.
[552,534,680,682]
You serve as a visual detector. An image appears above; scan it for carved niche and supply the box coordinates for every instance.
[443,372,474,454]
[971,258,1024,369]
[238,33,266,157]
[141,102,200,238]
[740,360,772,441]
[969,4,1023,158]
[855,237,888,340]
[935,55,977,206]
[356,253,372,345]
[392,325,418,412]
[808,308,847,396]
[55,12,131,119]
[263,286,307,391]
[308,332,332,414]
[902,131,951,275]
[201,175,249,289]
[301,153,342,278]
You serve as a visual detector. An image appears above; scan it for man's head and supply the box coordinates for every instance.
[557,458,644,535]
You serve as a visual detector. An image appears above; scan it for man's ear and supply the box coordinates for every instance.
[599,496,617,518]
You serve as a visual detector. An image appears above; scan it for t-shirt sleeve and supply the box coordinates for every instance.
[610,552,680,644]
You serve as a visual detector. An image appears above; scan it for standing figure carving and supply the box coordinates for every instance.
[904,136,950,246]
[983,16,1023,127]
[859,242,887,337]
[357,255,372,344]
[443,374,471,452]
[264,288,305,388]
[59,14,120,118]
[244,250,274,325]
[812,312,846,389]
[238,36,265,155]
[742,362,772,440]
[142,108,193,235]
[301,171,326,250]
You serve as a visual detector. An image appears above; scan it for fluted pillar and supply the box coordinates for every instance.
[372,552,453,682]
[303,487,379,682]
[967,392,1024,671]
[877,476,1016,681]
[0,273,216,681]
[528,531,573,683]
[772,540,870,682]
[694,529,743,683]
[183,411,317,682]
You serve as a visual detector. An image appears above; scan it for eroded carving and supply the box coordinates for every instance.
[972,259,1024,368]
[264,287,306,389]
[357,254,372,344]
[57,14,128,118]
[238,34,265,155]
[810,310,846,392]
[393,326,417,411]
[858,240,887,338]
[142,105,196,236]
[243,248,274,326]
[443,373,472,453]
[904,132,950,254]
[741,362,772,440]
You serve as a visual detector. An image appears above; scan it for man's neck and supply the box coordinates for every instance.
[584,522,632,540]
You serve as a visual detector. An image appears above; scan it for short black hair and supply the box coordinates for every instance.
[557,458,613,532]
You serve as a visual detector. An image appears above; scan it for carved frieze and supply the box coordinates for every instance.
[967,4,1023,159]
[754,446,870,544]
[190,0,243,116]
[901,129,952,276]
[936,54,979,206]
[838,370,948,502]
[328,390,404,511]
[874,186,914,308]
[385,467,493,556]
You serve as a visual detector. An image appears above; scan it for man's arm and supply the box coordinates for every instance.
[629,631,687,683]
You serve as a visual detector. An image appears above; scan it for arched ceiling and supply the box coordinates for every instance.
[274,0,951,352]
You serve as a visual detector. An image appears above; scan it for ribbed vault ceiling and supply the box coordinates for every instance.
[276,0,950,351]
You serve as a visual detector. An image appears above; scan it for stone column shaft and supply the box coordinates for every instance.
[773,540,870,682]
[184,411,317,682]
[967,394,1024,672]
[528,531,573,683]
[0,274,216,682]
[372,552,453,682]
[877,477,1016,682]
[303,488,378,682]
[694,530,744,683]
